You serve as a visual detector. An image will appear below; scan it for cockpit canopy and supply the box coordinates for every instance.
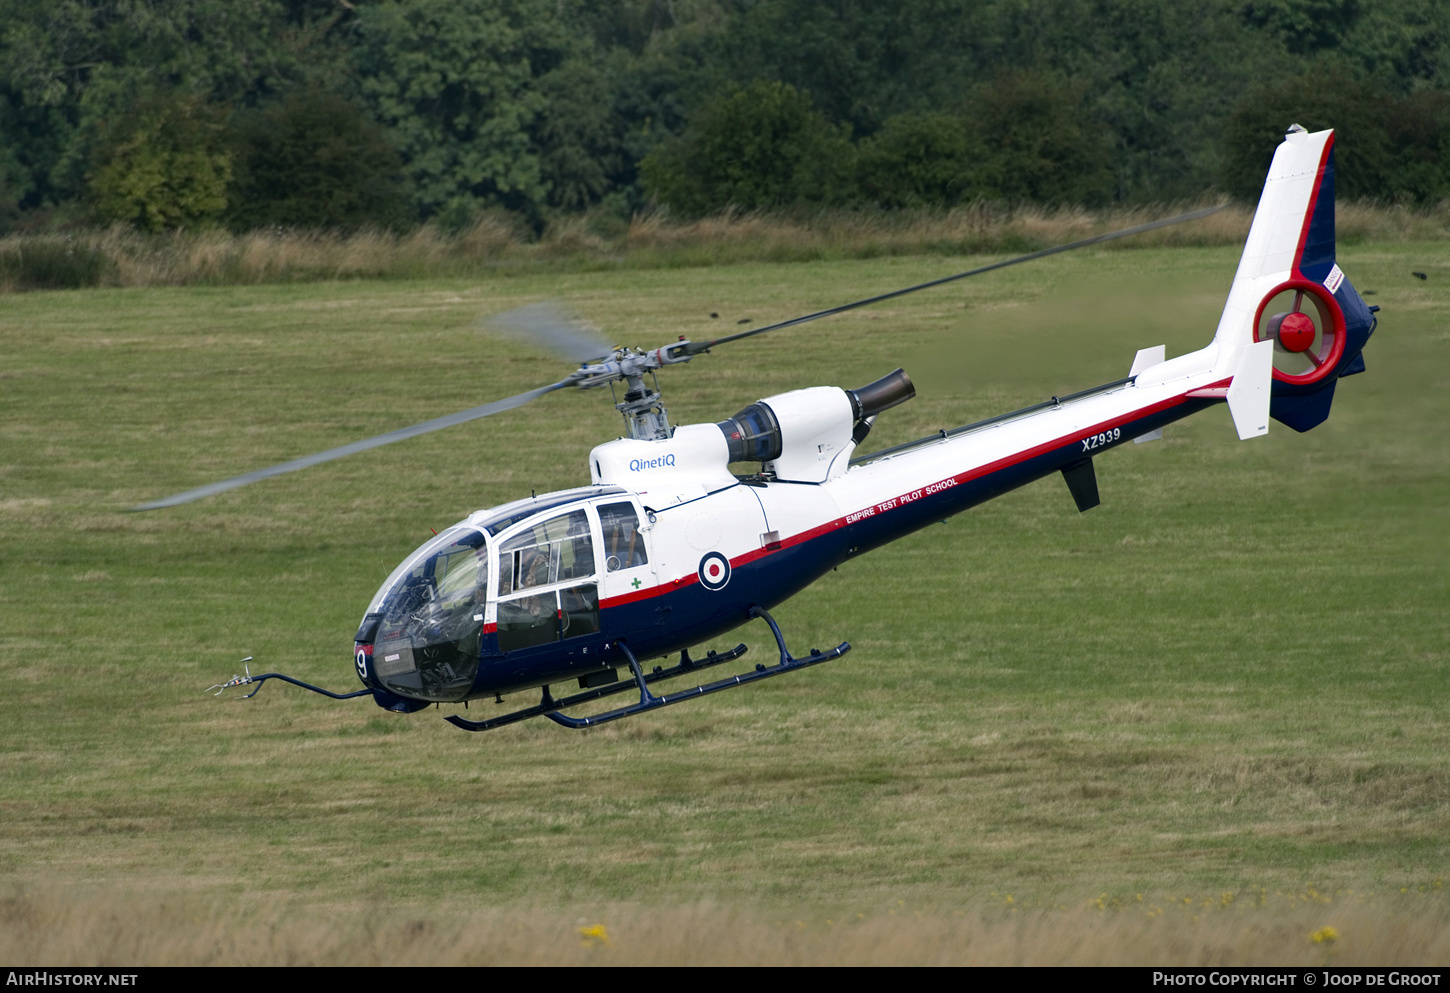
[367,526,489,703]
[361,486,637,703]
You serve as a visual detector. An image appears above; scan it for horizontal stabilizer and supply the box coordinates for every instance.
[1129,345,1166,377]
[1227,338,1274,440]
[1061,458,1100,512]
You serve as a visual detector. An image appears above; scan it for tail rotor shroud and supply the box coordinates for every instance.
[1254,279,1347,385]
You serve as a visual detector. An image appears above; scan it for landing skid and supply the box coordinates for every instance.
[446,606,850,732]
[444,642,750,732]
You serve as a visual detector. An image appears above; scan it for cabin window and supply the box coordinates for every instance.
[495,583,600,653]
[496,591,559,652]
[559,583,600,637]
[598,502,647,572]
[497,509,595,597]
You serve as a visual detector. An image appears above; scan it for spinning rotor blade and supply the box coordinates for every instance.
[488,301,614,364]
[692,205,1227,352]
[132,206,1224,512]
[130,378,576,511]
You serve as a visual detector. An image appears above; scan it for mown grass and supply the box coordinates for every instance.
[0,239,1446,963]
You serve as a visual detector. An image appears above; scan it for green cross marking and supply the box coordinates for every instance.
[631,577,643,589]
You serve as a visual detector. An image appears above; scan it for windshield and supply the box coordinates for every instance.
[368,527,488,703]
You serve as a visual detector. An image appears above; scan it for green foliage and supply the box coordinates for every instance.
[1221,68,1390,201]
[88,93,231,231]
[1239,0,1364,55]
[1221,66,1450,203]
[353,0,575,221]
[857,112,980,208]
[2,0,1450,226]
[534,59,627,211]
[1387,90,1450,202]
[969,73,1116,206]
[640,80,856,214]
[0,0,351,213]
[715,1,984,136]
[227,89,410,231]
[855,75,1114,209]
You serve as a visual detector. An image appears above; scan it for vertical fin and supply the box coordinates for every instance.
[1211,127,1336,373]
[1061,458,1100,513]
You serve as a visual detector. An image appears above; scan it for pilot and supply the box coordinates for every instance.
[517,543,550,589]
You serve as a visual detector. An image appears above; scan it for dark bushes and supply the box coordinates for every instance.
[1222,68,1450,203]
[227,90,410,232]
[640,81,858,216]
[0,239,110,290]
[645,74,1116,215]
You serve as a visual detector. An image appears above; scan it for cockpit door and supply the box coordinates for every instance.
[595,499,657,608]
[493,508,601,653]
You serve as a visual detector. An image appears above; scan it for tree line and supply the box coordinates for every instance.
[2,0,1447,234]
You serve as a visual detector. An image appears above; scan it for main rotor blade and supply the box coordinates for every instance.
[697,205,1227,351]
[488,301,614,364]
[130,378,576,511]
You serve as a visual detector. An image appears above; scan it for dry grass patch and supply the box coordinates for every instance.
[2,884,1447,966]
[3,200,1446,291]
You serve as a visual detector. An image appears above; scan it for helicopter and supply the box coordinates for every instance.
[154,125,1375,733]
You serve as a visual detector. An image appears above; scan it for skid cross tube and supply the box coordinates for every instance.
[541,606,850,730]
[444,643,748,732]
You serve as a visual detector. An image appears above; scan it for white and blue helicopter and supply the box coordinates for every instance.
[148,126,1376,732]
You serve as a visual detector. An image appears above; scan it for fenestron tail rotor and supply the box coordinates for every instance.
[131,205,1224,511]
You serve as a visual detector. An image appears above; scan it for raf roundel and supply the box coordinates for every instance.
[698,551,732,591]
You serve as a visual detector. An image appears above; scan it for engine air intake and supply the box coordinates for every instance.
[716,402,783,463]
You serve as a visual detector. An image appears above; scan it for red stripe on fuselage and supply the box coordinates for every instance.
[1291,133,1336,280]
[598,380,1227,608]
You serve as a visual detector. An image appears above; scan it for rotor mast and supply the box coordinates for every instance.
[571,340,697,441]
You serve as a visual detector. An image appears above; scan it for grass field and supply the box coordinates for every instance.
[0,240,1446,964]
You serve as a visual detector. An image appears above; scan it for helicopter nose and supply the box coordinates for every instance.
[354,640,373,685]
[353,614,383,686]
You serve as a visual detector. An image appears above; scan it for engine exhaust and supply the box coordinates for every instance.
[849,368,916,420]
